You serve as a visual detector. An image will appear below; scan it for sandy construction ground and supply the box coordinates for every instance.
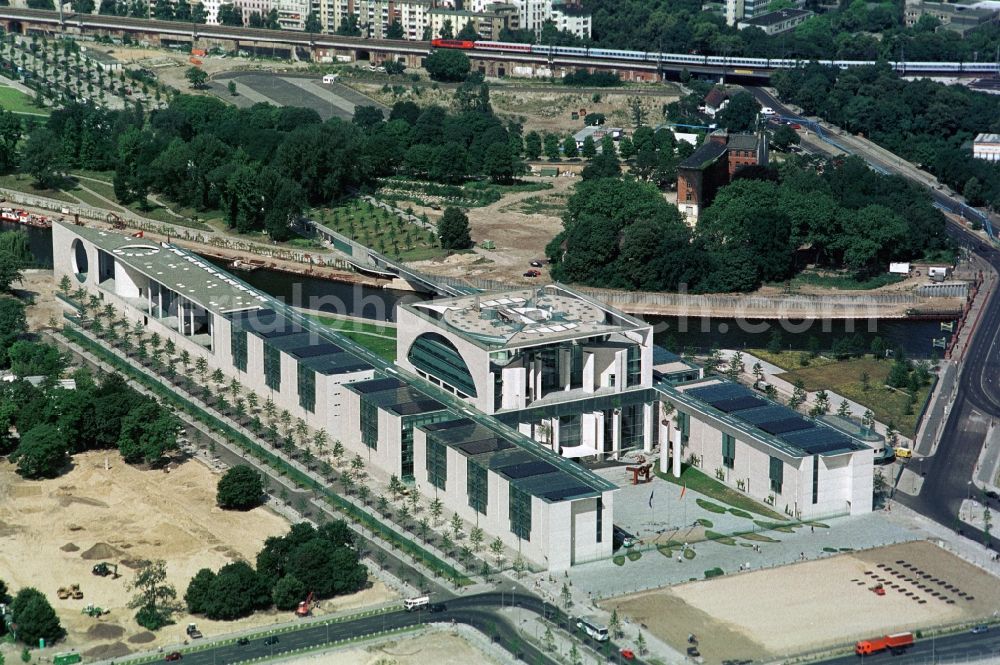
[278,628,506,665]
[0,451,394,661]
[604,541,1000,664]
[405,176,575,284]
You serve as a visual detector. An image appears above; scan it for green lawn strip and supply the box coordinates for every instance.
[682,548,696,560]
[776,271,905,291]
[61,325,470,586]
[804,521,829,528]
[695,498,727,514]
[81,177,210,230]
[613,555,625,566]
[778,356,927,437]
[69,185,113,209]
[0,85,49,115]
[306,313,397,337]
[695,517,713,528]
[0,172,77,202]
[626,551,642,561]
[656,466,787,520]
[704,531,737,546]
[753,520,798,534]
[823,546,837,553]
[704,567,724,579]
[336,330,396,363]
[736,532,779,543]
[728,508,753,519]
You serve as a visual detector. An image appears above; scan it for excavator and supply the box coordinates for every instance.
[92,562,120,578]
[295,591,314,618]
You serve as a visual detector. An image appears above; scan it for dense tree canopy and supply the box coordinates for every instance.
[438,207,471,250]
[117,398,180,465]
[424,49,471,82]
[773,63,1000,210]
[548,155,948,292]
[12,424,69,479]
[187,521,363,621]
[10,588,64,645]
[216,464,265,510]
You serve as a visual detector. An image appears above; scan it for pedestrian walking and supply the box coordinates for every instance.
[811,525,814,534]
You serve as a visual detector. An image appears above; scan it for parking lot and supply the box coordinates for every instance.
[209,72,386,120]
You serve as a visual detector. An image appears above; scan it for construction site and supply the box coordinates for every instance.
[0,451,395,661]
[603,540,1000,664]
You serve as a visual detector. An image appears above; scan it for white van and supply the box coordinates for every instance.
[403,596,430,612]
[322,74,338,84]
[761,107,776,116]
[576,618,609,641]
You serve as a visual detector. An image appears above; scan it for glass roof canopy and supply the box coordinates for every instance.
[661,380,869,458]
[227,308,373,376]
[421,418,610,503]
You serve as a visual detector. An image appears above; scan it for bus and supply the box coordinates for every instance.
[576,618,609,641]
[403,596,430,611]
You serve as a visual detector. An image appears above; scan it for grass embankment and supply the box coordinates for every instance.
[776,356,929,437]
[0,84,49,116]
[771,270,905,291]
[655,465,787,521]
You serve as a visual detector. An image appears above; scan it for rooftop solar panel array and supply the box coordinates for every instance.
[683,381,865,457]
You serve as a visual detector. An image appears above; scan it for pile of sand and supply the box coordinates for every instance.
[60,543,80,552]
[86,623,125,640]
[80,542,124,560]
[83,641,130,659]
[128,631,156,644]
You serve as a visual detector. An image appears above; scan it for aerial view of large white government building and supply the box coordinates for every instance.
[55,221,875,570]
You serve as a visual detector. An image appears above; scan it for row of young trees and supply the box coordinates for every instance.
[546,155,949,293]
[773,63,1000,215]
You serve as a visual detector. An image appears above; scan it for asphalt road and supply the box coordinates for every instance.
[149,592,646,665]
[821,625,1000,665]
[747,86,1000,664]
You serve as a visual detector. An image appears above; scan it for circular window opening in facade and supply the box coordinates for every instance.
[71,238,88,283]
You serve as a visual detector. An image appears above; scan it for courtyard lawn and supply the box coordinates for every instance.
[748,349,838,372]
[0,84,48,116]
[777,356,930,437]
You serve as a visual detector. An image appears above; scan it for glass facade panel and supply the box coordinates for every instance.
[297,363,316,413]
[361,397,378,449]
[560,414,581,449]
[231,328,247,372]
[401,412,449,480]
[722,433,735,469]
[427,437,447,490]
[677,411,690,442]
[408,333,478,397]
[621,403,644,450]
[812,455,819,504]
[467,458,488,514]
[596,497,603,542]
[626,344,642,387]
[264,344,281,391]
[509,484,531,541]
[769,456,783,494]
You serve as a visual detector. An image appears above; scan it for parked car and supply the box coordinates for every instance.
[523,269,541,277]
[263,636,279,646]
[971,624,989,634]
[237,637,250,646]
[165,653,182,662]
[620,649,636,660]
[530,260,543,267]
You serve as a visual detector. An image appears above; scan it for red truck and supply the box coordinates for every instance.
[855,632,914,656]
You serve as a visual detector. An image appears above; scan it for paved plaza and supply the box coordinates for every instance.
[209,72,387,120]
